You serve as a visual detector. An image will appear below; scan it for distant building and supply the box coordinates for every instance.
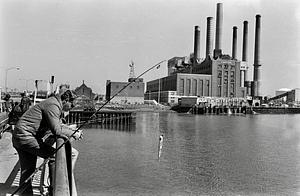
[74,81,95,100]
[275,88,291,96]
[105,78,145,104]
[94,94,105,102]
[105,61,145,104]
[275,88,291,102]
[145,56,246,105]
[286,88,300,104]
[145,3,262,105]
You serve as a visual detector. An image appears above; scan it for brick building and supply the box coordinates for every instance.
[105,78,145,104]
[74,81,95,100]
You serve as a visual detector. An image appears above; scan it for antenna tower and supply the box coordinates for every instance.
[129,60,136,79]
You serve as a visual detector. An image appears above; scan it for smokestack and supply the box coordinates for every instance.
[194,26,200,63]
[242,21,249,84]
[253,14,262,97]
[214,3,223,58]
[242,21,248,62]
[231,26,237,59]
[206,17,213,58]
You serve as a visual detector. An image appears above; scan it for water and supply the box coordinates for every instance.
[73,112,300,195]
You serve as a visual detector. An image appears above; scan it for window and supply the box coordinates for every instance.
[192,79,197,96]
[218,70,222,78]
[199,80,203,96]
[179,79,184,96]
[230,71,235,83]
[218,86,222,97]
[187,79,191,95]
[230,83,235,95]
[206,80,210,96]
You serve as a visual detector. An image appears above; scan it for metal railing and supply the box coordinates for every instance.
[53,138,77,196]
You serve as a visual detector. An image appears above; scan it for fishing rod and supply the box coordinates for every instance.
[11,59,166,195]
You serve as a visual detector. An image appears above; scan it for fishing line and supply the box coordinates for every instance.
[11,59,166,195]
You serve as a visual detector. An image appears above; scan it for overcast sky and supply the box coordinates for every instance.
[0,0,299,96]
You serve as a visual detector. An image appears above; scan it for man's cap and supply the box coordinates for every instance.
[58,87,77,102]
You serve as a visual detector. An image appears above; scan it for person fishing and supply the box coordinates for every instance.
[1,93,14,134]
[8,101,23,131]
[20,91,32,113]
[12,87,83,196]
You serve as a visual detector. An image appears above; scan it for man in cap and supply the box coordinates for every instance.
[20,91,31,113]
[12,87,82,195]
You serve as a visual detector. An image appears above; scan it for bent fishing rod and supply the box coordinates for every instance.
[11,59,166,195]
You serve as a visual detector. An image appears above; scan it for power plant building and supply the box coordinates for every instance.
[145,3,262,105]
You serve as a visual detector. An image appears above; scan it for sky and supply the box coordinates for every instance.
[0,0,299,96]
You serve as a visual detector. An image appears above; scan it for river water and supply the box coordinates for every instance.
[73,112,300,196]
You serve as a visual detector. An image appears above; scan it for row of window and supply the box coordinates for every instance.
[217,64,235,70]
[217,81,235,97]
[179,78,210,96]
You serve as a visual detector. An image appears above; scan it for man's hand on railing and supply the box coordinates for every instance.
[72,129,83,140]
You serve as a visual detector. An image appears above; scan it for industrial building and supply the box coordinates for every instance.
[268,88,300,106]
[145,3,262,106]
[105,62,145,104]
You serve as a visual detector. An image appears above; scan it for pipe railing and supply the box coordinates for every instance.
[53,138,75,196]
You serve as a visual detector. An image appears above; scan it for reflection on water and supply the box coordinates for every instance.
[74,112,300,195]
[83,121,136,132]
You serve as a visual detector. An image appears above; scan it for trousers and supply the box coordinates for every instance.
[15,143,55,196]
[15,140,79,196]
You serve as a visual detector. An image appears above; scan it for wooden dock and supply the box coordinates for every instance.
[172,105,247,115]
[65,110,135,125]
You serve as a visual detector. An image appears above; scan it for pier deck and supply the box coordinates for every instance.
[0,132,47,196]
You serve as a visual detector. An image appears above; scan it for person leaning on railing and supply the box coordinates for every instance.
[12,87,82,196]
[20,91,32,113]
[3,93,13,113]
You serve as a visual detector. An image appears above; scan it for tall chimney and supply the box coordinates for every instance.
[206,17,213,58]
[253,14,262,97]
[242,21,248,62]
[214,3,223,58]
[242,21,249,83]
[194,26,200,63]
[231,26,237,59]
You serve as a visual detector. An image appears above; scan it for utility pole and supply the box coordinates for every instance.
[158,78,160,104]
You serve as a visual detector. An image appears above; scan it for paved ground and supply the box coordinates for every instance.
[0,131,47,196]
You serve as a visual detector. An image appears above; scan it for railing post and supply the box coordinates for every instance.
[54,138,70,195]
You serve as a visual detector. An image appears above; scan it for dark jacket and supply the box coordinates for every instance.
[12,96,74,149]
[20,96,31,113]
[8,103,23,125]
